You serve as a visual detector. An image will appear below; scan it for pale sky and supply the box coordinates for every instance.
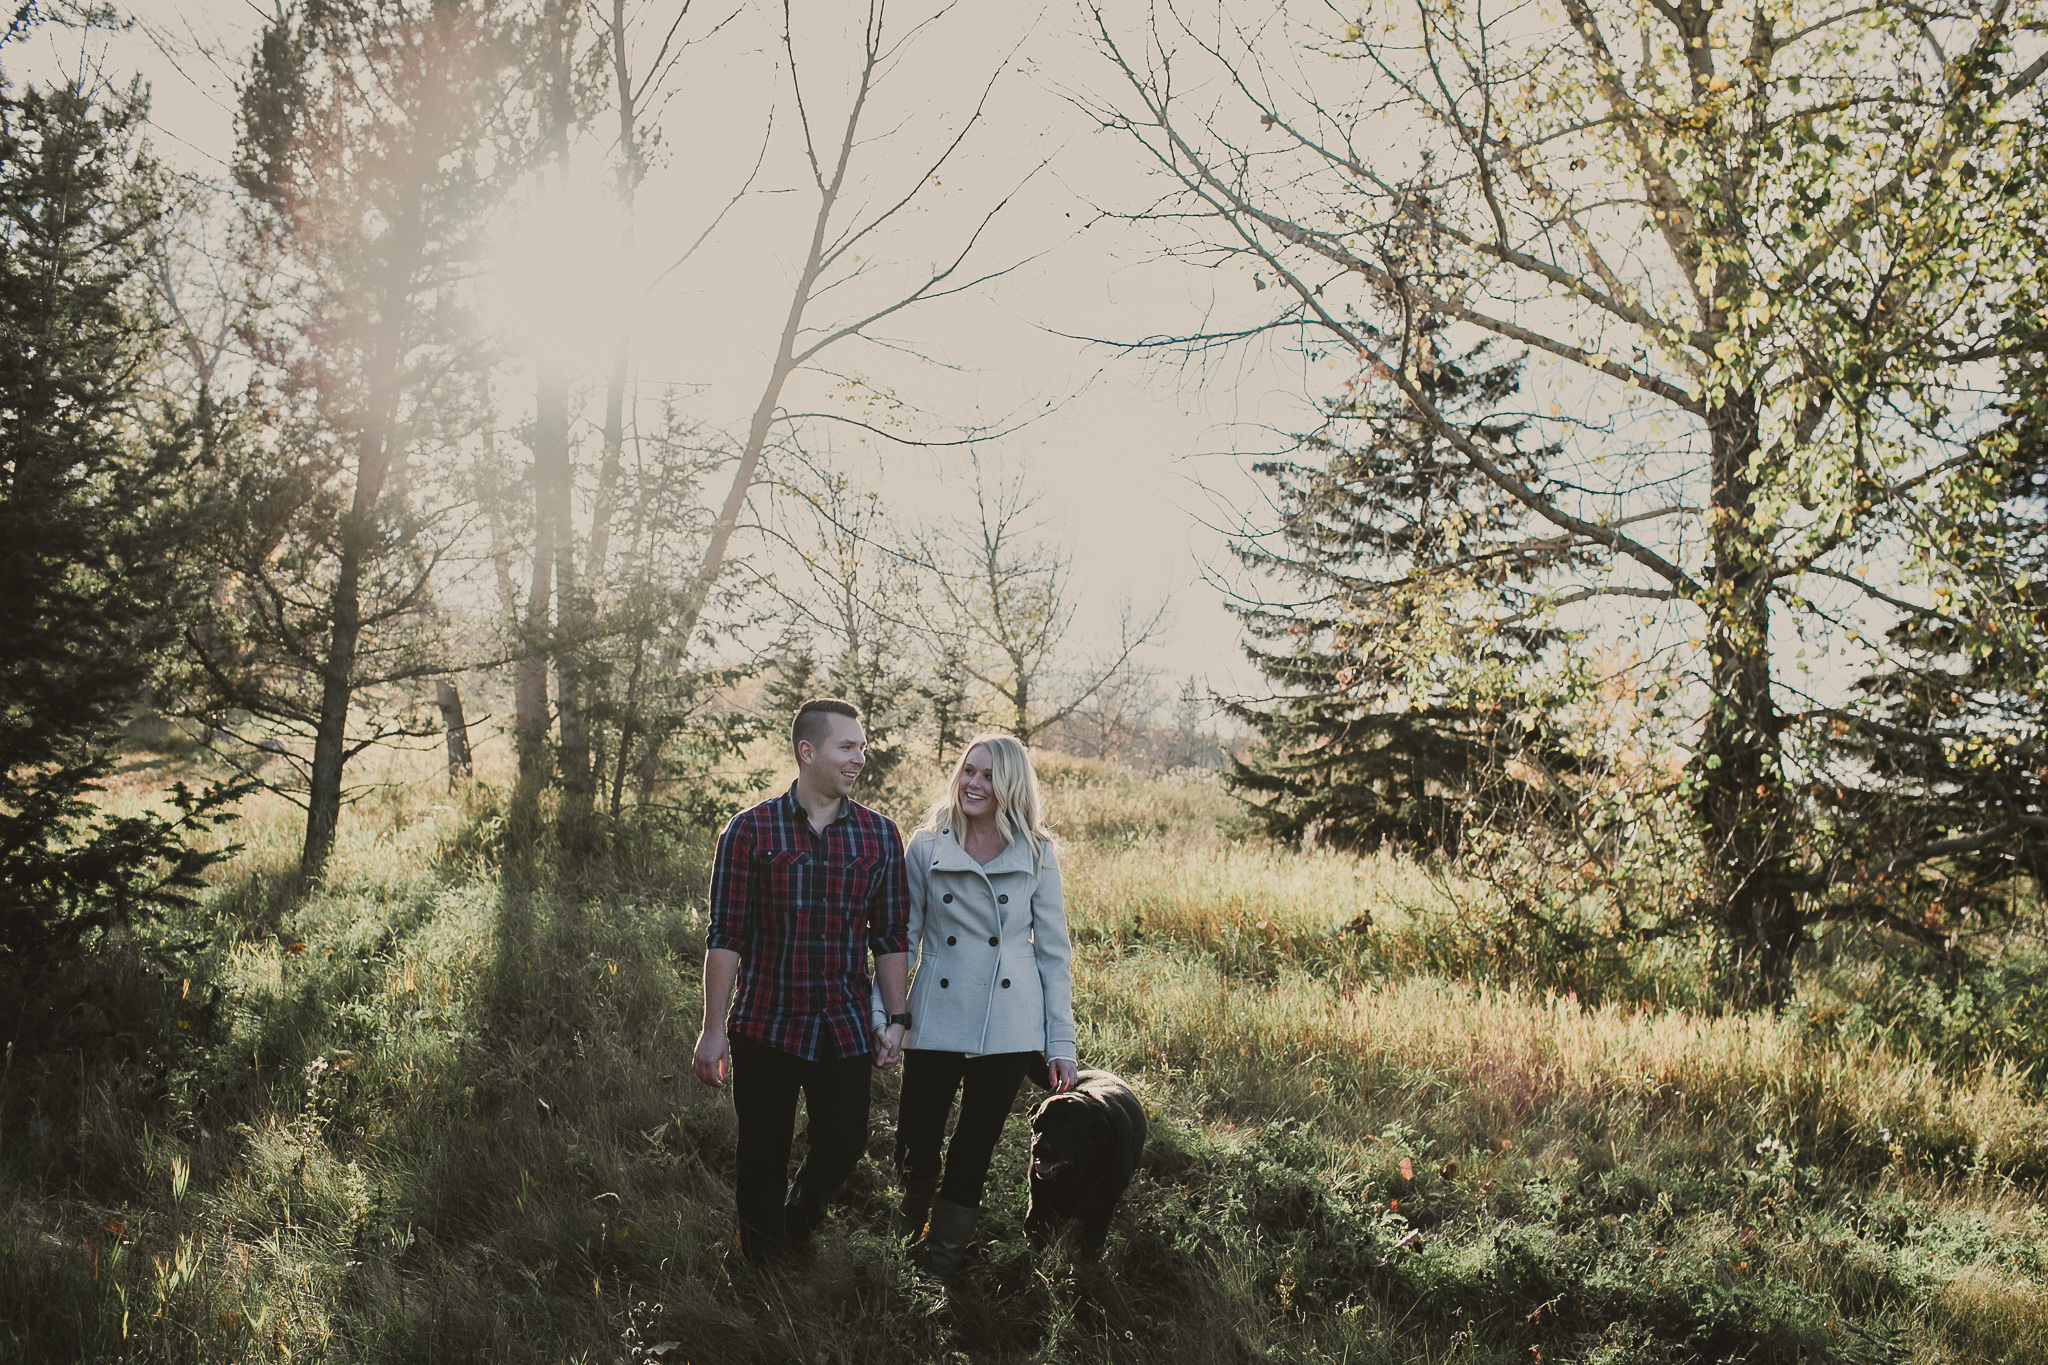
[16,1,1327,708]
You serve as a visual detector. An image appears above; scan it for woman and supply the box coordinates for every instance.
[890,734,1077,1281]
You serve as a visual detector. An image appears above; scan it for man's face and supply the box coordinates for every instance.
[799,713,867,798]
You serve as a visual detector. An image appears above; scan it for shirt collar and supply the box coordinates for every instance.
[783,780,850,829]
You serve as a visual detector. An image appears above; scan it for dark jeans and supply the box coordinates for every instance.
[730,1032,873,1263]
[895,1049,1036,1209]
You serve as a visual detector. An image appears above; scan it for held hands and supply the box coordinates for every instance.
[1049,1056,1078,1092]
[873,1022,907,1068]
[692,1028,730,1088]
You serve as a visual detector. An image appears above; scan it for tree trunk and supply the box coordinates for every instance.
[302,214,415,874]
[534,354,590,812]
[302,567,359,874]
[1697,388,1797,1006]
[1011,669,1030,746]
[435,678,473,785]
[514,486,553,787]
[304,425,390,873]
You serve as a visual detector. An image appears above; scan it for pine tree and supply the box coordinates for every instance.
[182,0,518,874]
[1826,359,2048,925]
[0,65,240,970]
[1225,332,1574,852]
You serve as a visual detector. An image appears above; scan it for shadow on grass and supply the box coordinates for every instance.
[9,773,2048,1363]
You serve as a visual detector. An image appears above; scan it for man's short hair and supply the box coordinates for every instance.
[792,698,860,756]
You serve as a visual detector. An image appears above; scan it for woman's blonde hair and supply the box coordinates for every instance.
[920,733,1054,857]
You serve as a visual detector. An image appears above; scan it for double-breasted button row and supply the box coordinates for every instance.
[946,935,956,945]
[997,894,1008,903]
[1001,978,1011,988]
[943,893,954,903]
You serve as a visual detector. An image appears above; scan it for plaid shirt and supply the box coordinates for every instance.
[707,783,912,1061]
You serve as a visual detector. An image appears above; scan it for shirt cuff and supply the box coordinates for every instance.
[707,928,741,952]
[869,932,910,956]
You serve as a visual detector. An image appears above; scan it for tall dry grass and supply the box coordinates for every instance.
[5,750,2048,1363]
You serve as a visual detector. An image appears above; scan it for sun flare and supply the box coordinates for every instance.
[483,177,637,365]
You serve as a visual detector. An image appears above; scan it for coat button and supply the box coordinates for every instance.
[988,936,998,945]
[1001,979,1011,989]
[943,893,953,903]
[939,978,949,988]
[946,935,956,946]
[997,894,1008,904]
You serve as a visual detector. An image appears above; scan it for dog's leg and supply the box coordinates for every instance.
[1025,1182,1051,1248]
[1079,1208,1114,1256]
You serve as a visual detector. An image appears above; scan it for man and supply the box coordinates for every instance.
[693,698,912,1266]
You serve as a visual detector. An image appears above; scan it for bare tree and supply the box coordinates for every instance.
[751,443,925,781]
[1081,1,2048,1003]
[1054,665,1160,764]
[920,455,1168,747]
[670,0,1044,655]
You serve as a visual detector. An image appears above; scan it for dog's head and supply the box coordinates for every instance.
[1027,1090,1109,1181]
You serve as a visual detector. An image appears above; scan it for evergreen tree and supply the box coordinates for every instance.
[1826,358,2048,925]
[916,642,972,764]
[180,0,518,874]
[0,63,240,970]
[1225,333,1573,853]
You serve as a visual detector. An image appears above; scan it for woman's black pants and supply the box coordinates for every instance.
[895,1048,1036,1208]
[730,1033,873,1264]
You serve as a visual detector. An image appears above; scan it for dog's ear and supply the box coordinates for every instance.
[1026,1092,1068,1126]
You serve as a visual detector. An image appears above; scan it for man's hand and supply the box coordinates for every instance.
[1049,1056,1078,1092]
[693,1028,730,1088]
[696,948,740,1088]
[873,1022,907,1068]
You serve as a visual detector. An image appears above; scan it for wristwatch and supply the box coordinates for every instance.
[888,1012,913,1029]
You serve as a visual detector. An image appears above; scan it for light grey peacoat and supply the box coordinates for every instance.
[897,824,1077,1061]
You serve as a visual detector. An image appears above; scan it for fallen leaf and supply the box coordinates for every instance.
[1398,1156,1414,1181]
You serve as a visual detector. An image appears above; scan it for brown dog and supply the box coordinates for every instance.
[1025,1069,1146,1254]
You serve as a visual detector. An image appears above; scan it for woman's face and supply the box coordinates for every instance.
[957,744,997,821]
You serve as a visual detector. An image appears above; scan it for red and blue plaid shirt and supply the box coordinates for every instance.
[707,783,912,1061]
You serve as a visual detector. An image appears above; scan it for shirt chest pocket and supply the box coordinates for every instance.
[765,848,810,872]
[846,853,881,888]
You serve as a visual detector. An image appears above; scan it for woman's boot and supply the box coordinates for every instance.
[896,1172,941,1242]
[916,1197,979,1282]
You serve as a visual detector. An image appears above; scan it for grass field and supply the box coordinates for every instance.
[4,743,2048,1363]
